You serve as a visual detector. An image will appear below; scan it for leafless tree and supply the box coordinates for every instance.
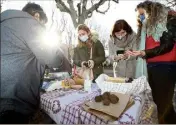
[49,8,56,30]
[55,0,119,28]
[166,0,176,8]
[56,13,68,35]
[50,7,67,35]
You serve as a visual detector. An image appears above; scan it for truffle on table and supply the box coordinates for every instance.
[103,99,110,106]
[103,92,110,96]
[109,94,119,104]
[95,95,102,102]
[102,92,110,100]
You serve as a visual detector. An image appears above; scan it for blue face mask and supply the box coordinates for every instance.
[140,14,145,22]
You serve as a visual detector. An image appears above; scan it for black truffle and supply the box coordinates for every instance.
[126,78,133,83]
[102,92,110,100]
[104,92,110,96]
[103,99,110,106]
[95,95,102,102]
[109,94,119,104]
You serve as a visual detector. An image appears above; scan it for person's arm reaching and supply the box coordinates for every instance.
[144,18,176,59]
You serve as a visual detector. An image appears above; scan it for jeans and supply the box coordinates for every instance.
[147,62,176,123]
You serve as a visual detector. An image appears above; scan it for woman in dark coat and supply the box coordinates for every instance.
[73,24,105,80]
[128,1,176,123]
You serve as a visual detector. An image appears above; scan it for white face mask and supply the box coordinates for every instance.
[115,32,126,40]
[79,35,89,42]
[116,35,125,40]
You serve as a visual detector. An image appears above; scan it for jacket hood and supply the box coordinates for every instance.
[90,30,99,43]
[1,9,34,23]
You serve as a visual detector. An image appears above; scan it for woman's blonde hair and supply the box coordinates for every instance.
[77,24,91,47]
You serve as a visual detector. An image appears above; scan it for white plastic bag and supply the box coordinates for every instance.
[95,74,151,94]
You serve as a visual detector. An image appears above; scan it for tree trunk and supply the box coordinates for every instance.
[70,13,78,28]
[55,0,119,29]
[78,14,86,26]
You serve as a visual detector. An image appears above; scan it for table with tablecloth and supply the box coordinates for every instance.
[40,82,158,124]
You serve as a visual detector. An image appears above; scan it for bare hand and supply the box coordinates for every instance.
[114,54,128,61]
[125,50,133,56]
[81,61,87,68]
[130,51,146,57]
[88,60,94,69]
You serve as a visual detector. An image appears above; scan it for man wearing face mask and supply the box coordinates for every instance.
[73,25,105,80]
[107,19,138,78]
[0,3,71,123]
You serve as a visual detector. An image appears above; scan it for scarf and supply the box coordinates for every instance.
[135,7,168,78]
[111,32,136,48]
[135,21,148,78]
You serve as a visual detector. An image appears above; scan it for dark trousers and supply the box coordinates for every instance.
[0,110,30,124]
[147,63,176,124]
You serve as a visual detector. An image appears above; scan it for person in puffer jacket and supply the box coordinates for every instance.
[0,3,71,124]
[127,1,176,124]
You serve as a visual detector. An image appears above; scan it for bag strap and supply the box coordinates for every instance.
[90,47,93,59]
[73,65,76,75]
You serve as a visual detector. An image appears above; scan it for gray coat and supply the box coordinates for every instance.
[108,32,137,78]
[0,10,71,115]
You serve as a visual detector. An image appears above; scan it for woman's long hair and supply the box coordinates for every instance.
[136,1,170,37]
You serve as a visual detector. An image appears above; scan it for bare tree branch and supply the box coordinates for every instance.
[55,0,71,13]
[166,0,176,7]
[55,0,119,28]
[87,0,118,15]
[49,8,55,30]
[82,0,88,11]
[87,12,93,18]
[67,0,77,14]
[77,3,81,17]
[111,0,119,4]
[56,0,78,28]
[87,0,107,15]
[96,0,110,14]
[91,0,94,6]
[59,14,67,33]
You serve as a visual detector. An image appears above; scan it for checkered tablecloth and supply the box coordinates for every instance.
[40,83,101,123]
[41,84,158,124]
[60,95,141,124]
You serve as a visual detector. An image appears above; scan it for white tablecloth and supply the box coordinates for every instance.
[40,83,158,124]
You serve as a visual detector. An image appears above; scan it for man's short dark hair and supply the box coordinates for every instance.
[22,2,48,23]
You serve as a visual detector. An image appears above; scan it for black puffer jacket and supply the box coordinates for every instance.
[144,11,176,59]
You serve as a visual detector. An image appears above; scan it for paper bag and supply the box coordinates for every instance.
[78,68,94,80]
[85,92,130,118]
[73,47,94,80]
[82,97,134,121]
